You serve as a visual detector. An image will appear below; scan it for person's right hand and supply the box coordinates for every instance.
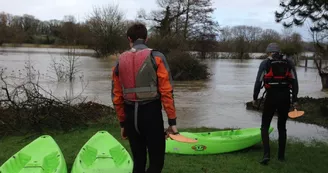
[121,128,127,140]
[165,125,179,140]
[170,125,179,134]
[166,125,179,135]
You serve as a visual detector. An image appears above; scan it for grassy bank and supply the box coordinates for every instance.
[246,97,328,129]
[1,123,327,173]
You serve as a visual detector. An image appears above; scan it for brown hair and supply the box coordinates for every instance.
[126,23,147,42]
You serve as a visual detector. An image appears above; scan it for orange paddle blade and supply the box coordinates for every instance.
[168,134,198,143]
[288,109,305,118]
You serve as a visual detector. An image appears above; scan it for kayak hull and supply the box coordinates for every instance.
[165,127,274,155]
[0,135,67,173]
[71,131,133,173]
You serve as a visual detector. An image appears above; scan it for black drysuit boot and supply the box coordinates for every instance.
[259,127,270,165]
[278,129,287,161]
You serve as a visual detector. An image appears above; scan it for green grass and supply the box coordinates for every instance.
[1,124,327,173]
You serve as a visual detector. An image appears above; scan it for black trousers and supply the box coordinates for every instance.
[124,99,165,173]
[261,89,290,159]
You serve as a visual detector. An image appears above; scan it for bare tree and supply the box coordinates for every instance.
[0,12,9,45]
[274,0,328,89]
[86,4,127,57]
[48,47,81,82]
[310,28,328,89]
[261,29,281,43]
[230,25,263,59]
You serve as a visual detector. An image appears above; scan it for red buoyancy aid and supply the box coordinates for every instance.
[118,48,159,102]
[263,58,293,89]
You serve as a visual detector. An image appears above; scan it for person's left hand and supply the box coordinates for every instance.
[165,125,179,140]
[252,100,257,107]
[292,102,299,109]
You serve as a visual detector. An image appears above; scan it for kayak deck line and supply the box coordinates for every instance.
[166,127,274,155]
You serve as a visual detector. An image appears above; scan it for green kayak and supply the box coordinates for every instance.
[0,135,67,173]
[71,131,133,173]
[165,127,274,155]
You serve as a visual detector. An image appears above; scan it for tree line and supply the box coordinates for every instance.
[0,0,319,58]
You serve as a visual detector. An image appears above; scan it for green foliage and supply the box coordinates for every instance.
[281,45,299,56]
[147,35,187,55]
[166,50,210,80]
[0,102,116,136]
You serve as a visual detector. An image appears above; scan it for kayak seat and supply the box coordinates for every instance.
[0,152,31,173]
[109,145,131,167]
[80,145,97,167]
[41,151,60,172]
[71,131,133,172]
[0,135,66,173]
[22,151,59,171]
[79,144,131,169]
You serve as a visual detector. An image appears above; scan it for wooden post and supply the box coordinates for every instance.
[320,73,328,89]
[305,58,308,68]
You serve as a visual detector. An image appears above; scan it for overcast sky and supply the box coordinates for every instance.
[0,0,312,40]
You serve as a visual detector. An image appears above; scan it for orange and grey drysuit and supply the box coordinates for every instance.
[111,39,176,173]
[253,54,298,161]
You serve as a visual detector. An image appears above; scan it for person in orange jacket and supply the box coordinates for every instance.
[111,23,179,173]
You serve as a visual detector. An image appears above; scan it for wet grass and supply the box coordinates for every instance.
[1,123,327,173]
[295,97,328,128]
[246,96,328,129]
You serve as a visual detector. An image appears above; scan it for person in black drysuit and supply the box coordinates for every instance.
[253,43,299,165]
[111,23,179,173]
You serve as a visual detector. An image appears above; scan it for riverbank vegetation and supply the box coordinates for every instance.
[2,1,328,82]
[0,1,318,59]
[0,61,115,136]
[246,97,328,129]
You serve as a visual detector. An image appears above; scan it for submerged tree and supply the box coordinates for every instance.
[86,4,127,57]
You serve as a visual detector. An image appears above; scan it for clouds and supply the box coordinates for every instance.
[0,0,311,39]
[0,0,150,21]
[211,0,311,40]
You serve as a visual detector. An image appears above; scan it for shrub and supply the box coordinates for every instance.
[147,35,188,55]
[0,101,116,136]
[0,61,116,136]
[166,50,210,81]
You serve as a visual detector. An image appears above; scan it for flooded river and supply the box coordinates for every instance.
[1,47,328,142]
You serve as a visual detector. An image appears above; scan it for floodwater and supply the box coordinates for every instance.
[1,47,328,142]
